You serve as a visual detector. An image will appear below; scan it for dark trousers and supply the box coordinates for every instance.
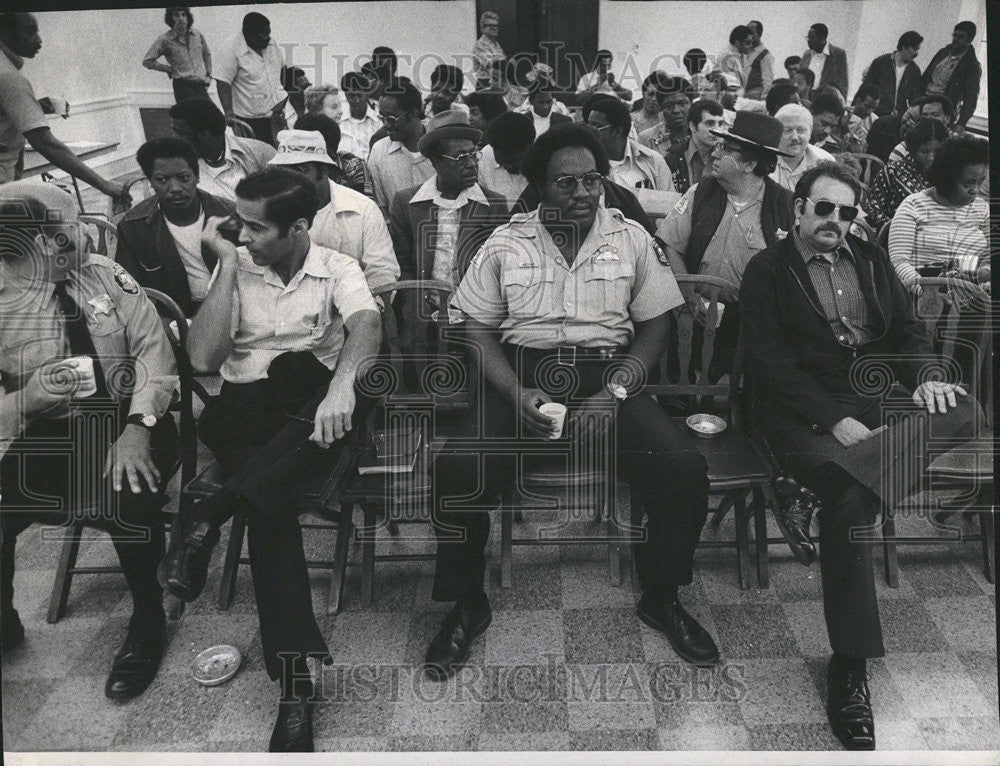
[431,345,710,602]
[192,352,359,681]
[768,385,981,657]
[239,115,284,148]
[1,403,177,624]
[172,78,210,103]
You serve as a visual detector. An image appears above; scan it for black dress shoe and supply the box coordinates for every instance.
[156,520,220,602]
[105,613,166,700]
[637,594,720,667]
[774,478,819,566]
[424,594,492,681]
[826,656,876,751]
[2,607,25,652]
[269,689,315,752]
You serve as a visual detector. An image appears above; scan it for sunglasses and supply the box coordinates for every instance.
[807,197,859,222]
[549,172,604,192]
[440,150,482,165]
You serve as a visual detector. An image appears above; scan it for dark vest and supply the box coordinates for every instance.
[745,48,769,96]
[685,176,794,275]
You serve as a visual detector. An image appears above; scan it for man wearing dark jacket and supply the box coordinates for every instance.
[740,161,979,752]
[861,31,923,116]
[799,23,849,98]
[117,137,236,316]
[921,20,982,129]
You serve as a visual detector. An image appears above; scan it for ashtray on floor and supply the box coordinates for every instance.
[191,644,242,686]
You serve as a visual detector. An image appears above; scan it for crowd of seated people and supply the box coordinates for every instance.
[0,5,992,757]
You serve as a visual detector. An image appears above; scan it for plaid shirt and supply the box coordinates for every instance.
[793,230,873,347]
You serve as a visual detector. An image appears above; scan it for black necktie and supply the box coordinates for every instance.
[52,280,109,398]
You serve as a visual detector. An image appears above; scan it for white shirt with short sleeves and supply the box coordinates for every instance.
[214,35,286,119]
[214,241,377,383]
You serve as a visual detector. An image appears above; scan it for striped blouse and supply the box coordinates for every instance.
[887,188,989,286]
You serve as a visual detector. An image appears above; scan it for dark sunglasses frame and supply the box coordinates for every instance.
[807,197,859,221]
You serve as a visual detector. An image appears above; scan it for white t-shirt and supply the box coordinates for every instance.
[164,211,211,301]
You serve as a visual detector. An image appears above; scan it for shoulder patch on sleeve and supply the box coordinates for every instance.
[673,194,690,215]
[651,238,671,268]
[112,263,140,295]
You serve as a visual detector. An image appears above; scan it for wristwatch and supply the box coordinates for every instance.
[606,382,628,403]
[127,413,158,429]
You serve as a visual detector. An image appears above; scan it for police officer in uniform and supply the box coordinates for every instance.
[424,124,718,680]
[0,181,178,699]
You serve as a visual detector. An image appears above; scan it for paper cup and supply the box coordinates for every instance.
[538,402,567,439]
[67,356,97,398]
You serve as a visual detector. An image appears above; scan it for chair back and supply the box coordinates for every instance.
[78,215,118,258]
[227,117,257,139]
[850,218,876,243]
[648,273,740,405]
[368,280,464,402]
[877,221,890,252]
[853,153,885,187]
[143,287,199,486]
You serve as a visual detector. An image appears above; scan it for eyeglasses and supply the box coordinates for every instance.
[440,150,482,165]
[587,122,613,134]
[807,197,859,221]
[379,113,401,126]
[549,172,604,192]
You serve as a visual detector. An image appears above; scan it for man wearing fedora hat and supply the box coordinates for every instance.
[658,111,794,378]
[268,127,399,292]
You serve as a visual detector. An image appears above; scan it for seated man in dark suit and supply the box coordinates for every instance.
[740,161,980,751]
[117,137,236,316]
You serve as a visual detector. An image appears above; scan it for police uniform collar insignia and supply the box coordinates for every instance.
[594,244,620,262]
[112,264,140,295]
[88,294,115,316]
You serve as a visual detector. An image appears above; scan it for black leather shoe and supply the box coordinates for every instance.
[269,689,315,752]
[105,613,166,700]
[826,656,876,751]
[424,594,492,681]
[2,607,25,652]
[156,520,220,602]
[637,594,720,667]
[774,477,819,566]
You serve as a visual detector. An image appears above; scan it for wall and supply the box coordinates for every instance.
[598,0,973,98]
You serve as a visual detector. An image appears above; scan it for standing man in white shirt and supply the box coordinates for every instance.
[214,12,288,146]
[338,71,381,160]
[368,79,434,217]
[267,128,399,291]
[576,49,632,102]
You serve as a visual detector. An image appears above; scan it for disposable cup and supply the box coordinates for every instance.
[67,356,97,398]
[538,402,567,439]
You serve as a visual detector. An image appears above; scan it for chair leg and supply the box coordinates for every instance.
[752,485,771,589]
[326,505,354,615]
[712,496,735,527]
[217,510,247,611]
[979,509,995,584]
[47,523,84,624]
[164,512,185,621]
[882,508,899,588]
[734,494,752,590]
[607,500,622,588]
[501,501,513,589]
[361,504,377,606]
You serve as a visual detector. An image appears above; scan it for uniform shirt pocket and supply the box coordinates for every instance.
[502,266,554,319]
[583,261,635,319]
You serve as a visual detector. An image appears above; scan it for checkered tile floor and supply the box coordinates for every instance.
[3,476,997,753]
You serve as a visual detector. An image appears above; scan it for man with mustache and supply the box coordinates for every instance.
[423,124,718,681]
[740,161,979,751]
[770,103,834,190]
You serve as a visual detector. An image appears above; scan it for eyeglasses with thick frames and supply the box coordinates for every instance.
[440,150,482,165]
[807,197,859,222]
[549,172,604,192]
[378,113,401,126]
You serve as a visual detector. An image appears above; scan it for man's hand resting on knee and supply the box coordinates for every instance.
[311,372,356,448]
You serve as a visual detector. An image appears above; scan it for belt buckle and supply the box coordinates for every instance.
[556,346,577,366]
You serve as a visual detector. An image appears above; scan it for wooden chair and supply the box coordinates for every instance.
[853,153,885,188]
[878,275,994,586]
[78,214,118,258]
[47,289,198,623]
[338,280,473,606]
[226,116,257,139]
[641,274,777,589]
